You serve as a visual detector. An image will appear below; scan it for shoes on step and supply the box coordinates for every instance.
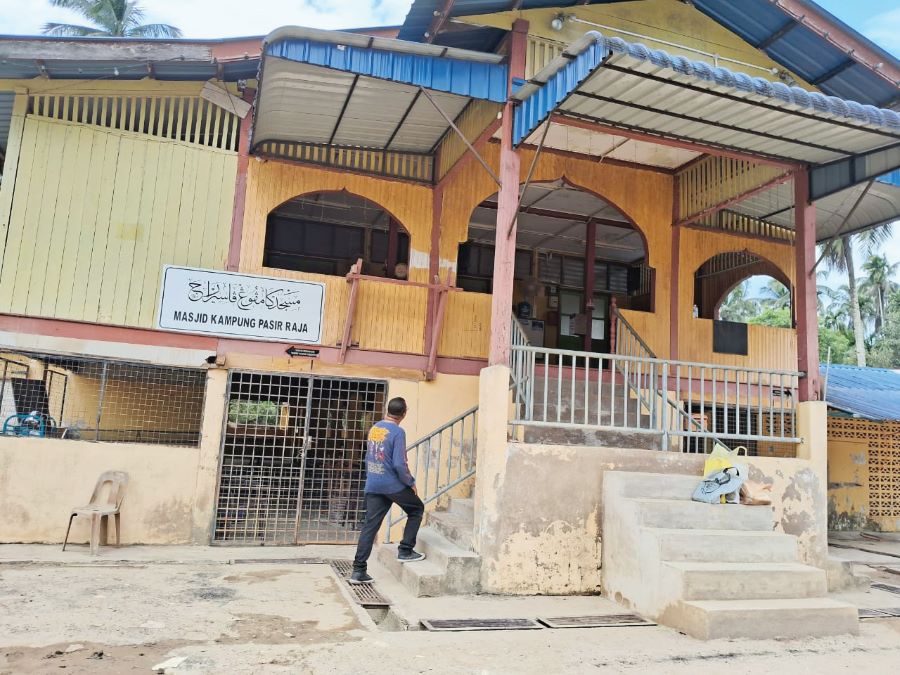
[398,550,426,563]
[348,570,374,584]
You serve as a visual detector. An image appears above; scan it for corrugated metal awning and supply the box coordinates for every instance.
[252,26,507,172]
[514,32,900,166]
[824,364,900,421]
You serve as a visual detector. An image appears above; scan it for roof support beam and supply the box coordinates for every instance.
[478,201,633,231]
[675,171,793,228]
[810,58,856,85]
[551,113,800,168]
[384,89,423,151]
[572,89,854,157]
[424,0,455,43]
[756,20,799,50]
[328,74,359,146]
[419,85,501,186]
[794,167,820,402]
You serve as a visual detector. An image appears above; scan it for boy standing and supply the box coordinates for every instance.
[350,397,425,584]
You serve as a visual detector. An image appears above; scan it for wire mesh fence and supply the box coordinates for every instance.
[0,350,206,446]
[214,371,386,545]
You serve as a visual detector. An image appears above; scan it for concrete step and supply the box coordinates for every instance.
[662,561,827,601]
[631,498,774,531]
[651,528,800,563]
[522,425,664,450]
[375,527,480,597]
[668,598,858,640]
[608,472,701,501]
[429,503,474,551]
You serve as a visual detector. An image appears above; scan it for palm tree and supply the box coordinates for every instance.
[860,254,900,333]
[42,0,182,38]
[760,278,791,311]
[719,281,760,322]
[820,226,892,366]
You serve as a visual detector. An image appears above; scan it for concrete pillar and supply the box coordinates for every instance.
[795,400,828,565]
[190,367,228,544]
[794,169,820,401]
[473,364,511,557]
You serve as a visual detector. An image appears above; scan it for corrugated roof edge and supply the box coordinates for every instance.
[514,30,900,130]
[264,25,504,64]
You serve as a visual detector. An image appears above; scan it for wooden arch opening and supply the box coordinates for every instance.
[463,179,653,353]
[264,190,411,280]
[693,251,792,324]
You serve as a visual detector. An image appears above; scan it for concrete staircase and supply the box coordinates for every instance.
[602,471,858,640]
[376,497,479,597]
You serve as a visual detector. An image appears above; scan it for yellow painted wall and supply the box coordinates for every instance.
[442,141,674,357]
[0,115,237,328]
[460,0,808,85]
[240,159,435,283]
[828,416,900,532]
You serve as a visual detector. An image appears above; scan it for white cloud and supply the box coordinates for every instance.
[862,7,900,55]
[0,0,412,38]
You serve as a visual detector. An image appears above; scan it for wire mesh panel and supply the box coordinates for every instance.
[215,372,310,544]
[0,350,205,445]
[301,377,386,544]
[213,371,386,545]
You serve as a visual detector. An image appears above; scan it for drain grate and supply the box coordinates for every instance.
[538,614,655,628]
[230,558,328,565]
[859,608,890,619]
[876,608,900,617]
[871,583,900,596]
[421,618,543,632]
[329,559,390,608]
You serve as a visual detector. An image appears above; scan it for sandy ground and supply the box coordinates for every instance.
[1,544,900,674]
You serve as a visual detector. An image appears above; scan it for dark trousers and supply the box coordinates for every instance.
[353,487,424,572]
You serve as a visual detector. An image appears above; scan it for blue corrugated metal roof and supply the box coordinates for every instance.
[824,364,900,421]
[879,169,900,188]
[265,35,508,103]
[398,0,899,108]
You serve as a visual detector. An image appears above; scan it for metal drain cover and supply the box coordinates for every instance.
[329,559,390,608]
[876,608,900,617]
[421,618,543,632]
[538,614,655,628]
[859,608,890,619]
[871,583,900,596]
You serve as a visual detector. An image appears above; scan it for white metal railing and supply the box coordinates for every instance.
[384,406,478,541]
[511,316,532,413]
[510,344,800,451]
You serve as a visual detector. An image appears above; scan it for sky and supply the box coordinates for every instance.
[0,0,898,284]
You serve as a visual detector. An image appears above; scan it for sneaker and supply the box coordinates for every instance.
[348,570,374,584]
[397,550,426,563]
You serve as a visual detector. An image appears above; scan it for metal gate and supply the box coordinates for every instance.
[213,371,386,544]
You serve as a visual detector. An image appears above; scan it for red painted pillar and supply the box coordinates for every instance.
[424,187,444,357]
[669,175,681,360]
[488,19,528,366]
[226,88,256,272]
[794,168,820,401]
[583,219,596,352]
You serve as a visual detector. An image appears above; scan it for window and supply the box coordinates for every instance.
[456,242,531,292]
[264,192,410,279]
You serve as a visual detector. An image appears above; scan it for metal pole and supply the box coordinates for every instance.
[95,362,108,442]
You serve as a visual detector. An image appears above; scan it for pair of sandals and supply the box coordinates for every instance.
[692,465,747,505]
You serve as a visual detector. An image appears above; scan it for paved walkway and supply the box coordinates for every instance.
[1,544,899,674]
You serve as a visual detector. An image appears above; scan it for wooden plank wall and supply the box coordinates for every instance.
[679,319,797,372]
[438,292,492,359]
[0,116,237,327]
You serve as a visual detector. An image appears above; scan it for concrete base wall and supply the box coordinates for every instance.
[477,443,828,595]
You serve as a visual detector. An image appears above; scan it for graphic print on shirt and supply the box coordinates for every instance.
[367,425,389,475]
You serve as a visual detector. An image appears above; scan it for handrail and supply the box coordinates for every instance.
[511,341,801,450]
[384,405,478,541]
[614,308,657,358]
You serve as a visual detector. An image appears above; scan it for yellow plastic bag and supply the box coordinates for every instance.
[703,443,748,503]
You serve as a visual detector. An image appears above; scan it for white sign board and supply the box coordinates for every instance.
[157,266,325,344]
